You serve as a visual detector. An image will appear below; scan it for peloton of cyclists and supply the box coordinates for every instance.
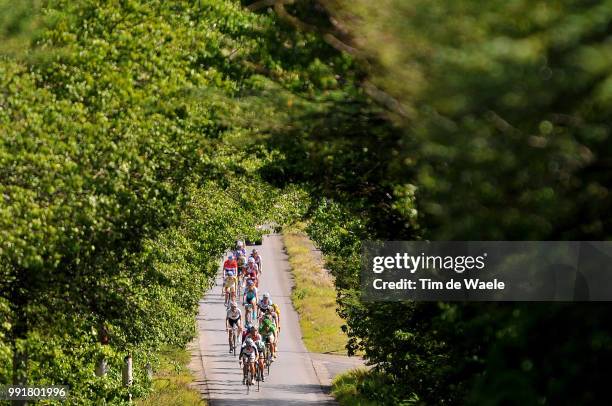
[222,241,283,383]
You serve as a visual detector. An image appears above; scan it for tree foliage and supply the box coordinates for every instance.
[0,1,307,403]
[242,0,612,404]
[2,0,611,404]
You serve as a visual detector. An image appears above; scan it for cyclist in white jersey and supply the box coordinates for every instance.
[239,337,259,385]
[225,302,242,352]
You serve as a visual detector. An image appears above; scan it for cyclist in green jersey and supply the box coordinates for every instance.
[259,312,277,359]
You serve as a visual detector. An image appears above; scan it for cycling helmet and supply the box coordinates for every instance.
[263,292,270,299]
[252,249,258,254]
[237,240,244,248]
[228,254,234,260]
[245,337,254,346]
[247,279,254,286]
[227,270,234,277]
[249,325,257,333]
[230,301,237,308]
[248,257,255,263]
[245,321,253,330]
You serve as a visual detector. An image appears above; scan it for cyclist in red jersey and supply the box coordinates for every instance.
[245,266,258,288]
[222,255,238,296]
[223,255,238,277]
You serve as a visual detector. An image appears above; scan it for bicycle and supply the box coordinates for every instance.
[264,339,273,375]
[228,325,238,356]
[254,359,262,391]
[242,356,255,394]
[244,303,255,325]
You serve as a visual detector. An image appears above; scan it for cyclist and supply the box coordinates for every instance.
[243,279,258,323]
[263,307,279,338]
[225,301,242,352]
[235,240,247,259]
[257,292,273,320]
[259,311,277,360]
[237,253,248,279]
[272,302,281,338]
[222,254,237,285]
[251,249,262,275]
[246,257,259,286]
[246,325,266,381]
[239,337,259,385]
[244,263,258,288]
[223,270,238,307]
[241,321,254,343]
[247,256,258,272]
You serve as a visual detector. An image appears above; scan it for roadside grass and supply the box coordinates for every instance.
[331,368,379,406]
[332,368,416,406]
[136,346,205,406]
[282,222,347,354]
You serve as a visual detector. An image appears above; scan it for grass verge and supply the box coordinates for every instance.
[332,368,419,406]
[282,222,347,354]
[331,368,379,406]
[136,346,205,406]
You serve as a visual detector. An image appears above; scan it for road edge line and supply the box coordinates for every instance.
[310,356,334,394]
[188,297,213,403]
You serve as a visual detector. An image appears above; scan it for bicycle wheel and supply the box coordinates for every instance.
[264,344,270,375]
[244,305,251,324]
[232,330,236,356]
[246,366,252,394]
[266,344,272,375]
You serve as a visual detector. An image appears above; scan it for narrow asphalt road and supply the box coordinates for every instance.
[189,233,342,405]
